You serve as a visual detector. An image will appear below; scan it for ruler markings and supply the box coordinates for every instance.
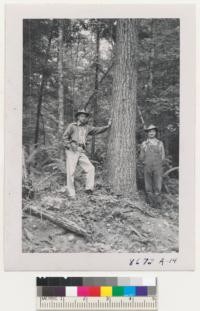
[37,297,157,310]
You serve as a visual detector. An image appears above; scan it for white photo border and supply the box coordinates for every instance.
[4,3,196,271]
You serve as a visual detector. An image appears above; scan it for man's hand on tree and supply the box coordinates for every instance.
[108,119,112,127]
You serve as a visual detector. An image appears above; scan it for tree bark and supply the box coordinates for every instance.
[22,146,28,182]
[91,23,100,159]
[58,20,64,137]
[106,19,138,196]
[25,205,87,237]
[148,20,156,91]
[71,35,80,121]
[34,78,46,147]
[34,21,54,147]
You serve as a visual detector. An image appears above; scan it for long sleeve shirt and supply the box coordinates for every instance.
[63,121,109,148]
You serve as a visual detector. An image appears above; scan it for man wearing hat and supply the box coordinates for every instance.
[140,125,165,207]
[63,109,111,199]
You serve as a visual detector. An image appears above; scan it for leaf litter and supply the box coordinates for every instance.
[22,186,178,253]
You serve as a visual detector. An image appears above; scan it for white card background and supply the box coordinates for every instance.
[1,0,200,311]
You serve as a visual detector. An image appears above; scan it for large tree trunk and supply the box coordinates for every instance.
[58,20,64,137]
[106,19,138,196]
[91,23,100,159]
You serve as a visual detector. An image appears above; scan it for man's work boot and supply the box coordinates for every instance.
[154,193,162,208]
[146,192,154,206]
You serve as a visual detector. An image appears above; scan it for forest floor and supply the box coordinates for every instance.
[22,176,179,253]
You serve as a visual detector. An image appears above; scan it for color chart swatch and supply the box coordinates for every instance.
[36,277,157,310]
[37,285,156,297]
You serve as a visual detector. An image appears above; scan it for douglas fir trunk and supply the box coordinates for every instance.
[107,19,138,196]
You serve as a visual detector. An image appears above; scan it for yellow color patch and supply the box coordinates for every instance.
[100,286,112,297]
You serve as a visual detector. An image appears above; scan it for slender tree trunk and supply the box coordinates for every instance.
[40,113,46,145]
[34,21,54,147]
[91,24,100,159]
[148,20,156,91]
[72,37,80,121]
[34,78,46,147]
[22,146,28,182]
[58,20,64,137]
[106,19,138,196]
[63,20,73,124]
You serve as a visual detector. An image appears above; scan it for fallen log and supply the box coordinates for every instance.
[24,206,87,238]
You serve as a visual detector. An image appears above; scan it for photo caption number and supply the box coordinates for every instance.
[129,257,178,266]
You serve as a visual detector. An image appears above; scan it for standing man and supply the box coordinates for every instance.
[63,109,111,199]
[140,125,165,208]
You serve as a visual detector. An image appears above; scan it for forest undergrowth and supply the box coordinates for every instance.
[22,166,179,253]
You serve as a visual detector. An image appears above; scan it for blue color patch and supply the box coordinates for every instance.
[124,286,136,296]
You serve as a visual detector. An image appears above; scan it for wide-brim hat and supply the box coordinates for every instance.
[145,124,158,132]
[75,109,89,118]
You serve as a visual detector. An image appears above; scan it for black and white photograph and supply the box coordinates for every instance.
[4,3,195,271]
[22,18,179,254]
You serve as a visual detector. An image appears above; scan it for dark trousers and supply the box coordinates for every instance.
[144,165,162,194]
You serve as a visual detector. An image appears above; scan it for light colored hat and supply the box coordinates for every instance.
[145,124,158,132]
[75,109,89,118]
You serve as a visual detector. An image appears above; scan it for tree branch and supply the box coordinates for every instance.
[84,61,114,109]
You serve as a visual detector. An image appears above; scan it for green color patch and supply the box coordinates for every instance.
[112,286,124,296]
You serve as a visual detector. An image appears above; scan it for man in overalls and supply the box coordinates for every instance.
[63,109,111,199]
[140,125,165,208]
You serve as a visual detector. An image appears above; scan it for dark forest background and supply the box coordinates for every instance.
[22,19,179,253]
[23,18,179,194]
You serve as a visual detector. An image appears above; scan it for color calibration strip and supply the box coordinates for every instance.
[36,277,157,310]
[37,277,157,287]
[37,285,156,297]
